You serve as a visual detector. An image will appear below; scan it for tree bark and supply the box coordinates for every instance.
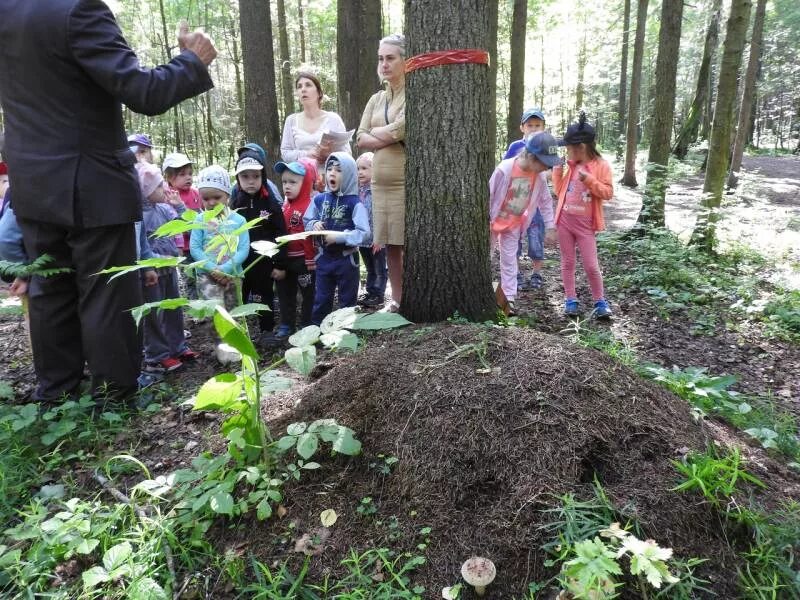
[672,0,722,159]
[488,1,499,159]
[276,0,294,122]
[635,0,684,228]
[337,0,382,132]
[575,33,587,112]
[158,0,181,150]
[239,0,281,175]
[297,0,307,64]
[621,0,649,187]
[403,0,496,322]
[616,0,631,159]
[727,0,767,188]
[506,0,527,148]
[692,0,753,251]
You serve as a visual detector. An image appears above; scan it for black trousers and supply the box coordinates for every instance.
[275,256,315,330]
[242,253,275,333]
[18,219,142,402]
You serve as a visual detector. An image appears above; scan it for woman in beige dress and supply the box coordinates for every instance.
[357,34,406,312]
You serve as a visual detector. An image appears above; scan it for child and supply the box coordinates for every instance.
[235,143,284,204]
[128,133,154,164]
[267,158,318,344]
[355,152,387,307]
[163,152,202,298]
[229,155,288,338]
[136,162,197,372]
[303,152,370,325]
[504,108,549,290]
[552,113,614,318]
[190,166,249,311]
[489,131,559,315]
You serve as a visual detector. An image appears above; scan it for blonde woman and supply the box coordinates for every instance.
[357,34,406,312]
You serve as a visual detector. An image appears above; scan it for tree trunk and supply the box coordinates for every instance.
[727,0,767,188]
[488,1,499,158]
[506,0,527,148]
[621,0,648,188]
[635,0,684,228]
[337,0,382,133]
[297,0,307,64]
[239,0,281,175]
[692,0,753,251]
[403,0,496,322]
[158,0,181,150]
[575,33,587,112]
[616,0,631,160]
[539,34,545,109]
[228,15,245,137]
[672,0,722,159]
[276,0,294,122]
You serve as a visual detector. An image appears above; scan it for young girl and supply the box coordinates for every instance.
[552,113,614,318]
[489,131,559,315]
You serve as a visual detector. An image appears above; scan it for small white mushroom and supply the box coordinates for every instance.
[461,557,496,597]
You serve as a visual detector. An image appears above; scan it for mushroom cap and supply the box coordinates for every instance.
[460,556,496,586]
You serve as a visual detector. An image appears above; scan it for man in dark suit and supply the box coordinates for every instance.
[0,0,217,403]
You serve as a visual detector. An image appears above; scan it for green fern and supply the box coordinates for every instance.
[0,255,71,279]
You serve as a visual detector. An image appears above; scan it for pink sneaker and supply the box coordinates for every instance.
[160,357,183,372]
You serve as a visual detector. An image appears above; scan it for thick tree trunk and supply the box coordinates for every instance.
[635,0,684,228]
[616,0,631,160]
[488,1,499,158]
[239,0,281,174]
[727,0,767,188]
[673,0,722,159]
[337,0,382,133]
[692,0,753,251]
[276,0,294,122]
[403,0,496,322]
[506,0,527,148]
[621,0,648,188]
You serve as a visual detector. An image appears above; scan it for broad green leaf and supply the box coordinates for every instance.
[320,307,357,334]
[181,209,199,222]
[285,345,316,376]
[184,299,221,320]
[214,306,258,359]
[227,427,247,449]
[302,461,321,469]
[288,325,321,347]
[103,542,133,572]
[201,203,226,222]
[0,381,15,401]
[152,219,206,238]
[320,509,338,527]
[332,427,361,455]
[98,256,185,281]
[256,498,272,520]
[296,433,319,459]
[194,373,243,412]
[132,297,190,327]
[251,240,280,257]
[276,436,297,451]
[286,422,307,435]
[259,371,294,394]
[230,303,271,318]
[309,419,341,442]
[320,331,360,351]
[82,566,110,589]
[75,538,99,555]
[37,484,66,500]
[128,577,168,600]
[352,312,412,330]
[210,492,234,515]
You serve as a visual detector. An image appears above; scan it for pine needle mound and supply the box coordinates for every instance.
[265,324,793,598]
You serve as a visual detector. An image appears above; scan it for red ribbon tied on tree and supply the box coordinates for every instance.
[405,49,490,74]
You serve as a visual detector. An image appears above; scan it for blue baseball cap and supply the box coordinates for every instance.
[521,108,546,124]
[525,131,561,168]
[127,133,153,148]
[274,161,307,176]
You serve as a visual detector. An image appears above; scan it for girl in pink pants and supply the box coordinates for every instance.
[552,113,614,318]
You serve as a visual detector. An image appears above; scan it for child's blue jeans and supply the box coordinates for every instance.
[359,246,387,298]
[312,252,360,325]
[516,208,545,261]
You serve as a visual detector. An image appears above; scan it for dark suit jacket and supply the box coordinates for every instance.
[0,0,214,228]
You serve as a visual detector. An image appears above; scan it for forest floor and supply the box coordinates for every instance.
[0,153,799,598]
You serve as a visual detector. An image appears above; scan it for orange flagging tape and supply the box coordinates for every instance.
[405,49,490,73]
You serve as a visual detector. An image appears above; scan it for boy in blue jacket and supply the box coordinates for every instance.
[303,152,370,325]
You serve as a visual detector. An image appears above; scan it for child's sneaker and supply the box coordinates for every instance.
[274,324,294,340]
[160,357,183,372]
[529,272,544,289]
[517,272,530,291]
[362,294,384,307]
[564,298,580,317]
[507,300,517,316]
[592,299,613,319]
[178,348,199,361]
[379,299,400,313]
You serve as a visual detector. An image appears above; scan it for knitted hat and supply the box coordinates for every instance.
[135,162,164,198]
[563,112,596,145]
[197,165,232,195]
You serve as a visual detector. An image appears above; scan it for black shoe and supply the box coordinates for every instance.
[362,295,384,307]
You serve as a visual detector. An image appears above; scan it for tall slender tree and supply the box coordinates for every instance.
[337,0,382,132]
[635,0,684,228]
[692,0,753,251]
[672,0,723,159]
[239,0,281,170]
[616,0,631,159]
[506,0,527,147]
[276,0,294,121]
[297,0,307,63]
[403,0,497,322]
[727,0,768,188]
[620,0,648,187]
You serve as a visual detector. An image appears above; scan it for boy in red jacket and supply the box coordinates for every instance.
[267,158,318,344]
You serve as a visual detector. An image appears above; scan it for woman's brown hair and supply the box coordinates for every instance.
[295,71,323,108]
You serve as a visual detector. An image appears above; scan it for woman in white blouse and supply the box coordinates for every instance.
[280,71,351,166]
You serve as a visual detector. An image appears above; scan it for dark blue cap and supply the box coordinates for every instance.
[525,131,561,167]
[521,108,546,124]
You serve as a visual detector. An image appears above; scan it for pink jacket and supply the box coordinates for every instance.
[488,158,555,230]
[552,157,613,231]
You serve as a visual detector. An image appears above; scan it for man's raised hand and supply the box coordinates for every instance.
[177,20,217,66]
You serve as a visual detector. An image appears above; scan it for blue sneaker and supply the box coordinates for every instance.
[564,298,580,317]
[593,299,613,319]
[517,272,530,291]
[530,272,544,289]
